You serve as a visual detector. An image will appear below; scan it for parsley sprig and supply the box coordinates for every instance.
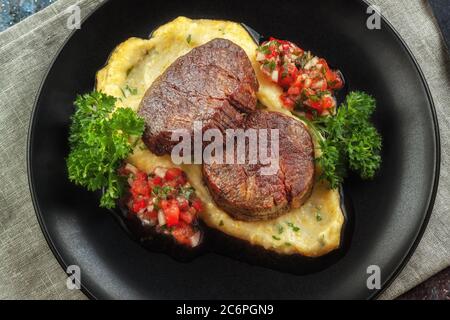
[67,91,145,208]
[300,91,382,188]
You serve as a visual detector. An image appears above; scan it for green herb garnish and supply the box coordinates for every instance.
[152,185,174,199]
[295,51,313,69]
[186,34,192,44]
[272,235,281,241]
[301,91,382,189]
[263,60,277,72]
[316,212,323,222]
[286,222,300,232]
[276,224,284,234]
[257,45,271,55]
[67,91,145,208]
[120,85,138,97]
[219,220,224,227]
[319,235,326,247]
[179,186,195,200]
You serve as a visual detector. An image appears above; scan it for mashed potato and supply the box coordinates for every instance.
[96,17,344,257]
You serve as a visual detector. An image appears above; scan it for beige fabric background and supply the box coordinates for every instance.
[0,0,448,300]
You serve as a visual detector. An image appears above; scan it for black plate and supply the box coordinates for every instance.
[28,0,440,299]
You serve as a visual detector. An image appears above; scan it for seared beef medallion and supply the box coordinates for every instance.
[138,38,259,155]
[203,110,315,221]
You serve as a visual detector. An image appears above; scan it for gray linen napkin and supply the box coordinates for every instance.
[0,0,448,300]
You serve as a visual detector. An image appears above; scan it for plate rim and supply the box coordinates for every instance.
[26,0,441,300]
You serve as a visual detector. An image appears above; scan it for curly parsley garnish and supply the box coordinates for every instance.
[300,91,382,189]
[67,91,145,208]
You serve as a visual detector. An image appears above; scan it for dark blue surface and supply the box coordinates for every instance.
[0,0,56,32]
[429,0,450,52]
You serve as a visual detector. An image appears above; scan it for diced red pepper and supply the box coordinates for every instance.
[306,99,324,114]
[177,197,189,210]
[175,175,187,186]
[321,96,335,109]
[180,210,194,224]
[135,171,147,181]
[165,167,182,181]
[164,203,180,227]
[280,94,295,110]
[132,199,147,213]
[165,179,179,188]
[159,199,170,210]
[192,199,203,212]
[143,210,158,221]
[149,176,163,188]
[278,64,298,88]
[131,179,150,198]
[172,222,195,246]
[287,86,301,96]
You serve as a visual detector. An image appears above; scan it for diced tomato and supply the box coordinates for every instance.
[143,210,158,221]
[303,87,314,95]
[165,167,182,181]
[312,79,327,91]
[172,222,195,246]
[177,197,189,210]
[280,94,295,110]
[329,76,344,90]
[325,70,343,89]
[278,64,298,88]
[159,199,170,210]
[131,199,147,213]
[182,207,197,224]
[305,112,314,120]
[176,175,187,186]
[321,96,335,109]
[148,176,163,188]
[306,99,323,113]
[164,203,180,227]
[131,179,150,197]
[292,73,304,87]
[287,86,301,96]
[318,58,329,70]
[135,171,147,181]
[165,179,179,188]
[191,199,203,212]
[266,48,278,59]
[180,210,194,224]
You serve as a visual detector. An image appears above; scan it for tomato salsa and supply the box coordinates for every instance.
[256,38,344,116]
[119,164,203,248]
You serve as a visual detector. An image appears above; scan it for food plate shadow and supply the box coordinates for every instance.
[110,187,354,276]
